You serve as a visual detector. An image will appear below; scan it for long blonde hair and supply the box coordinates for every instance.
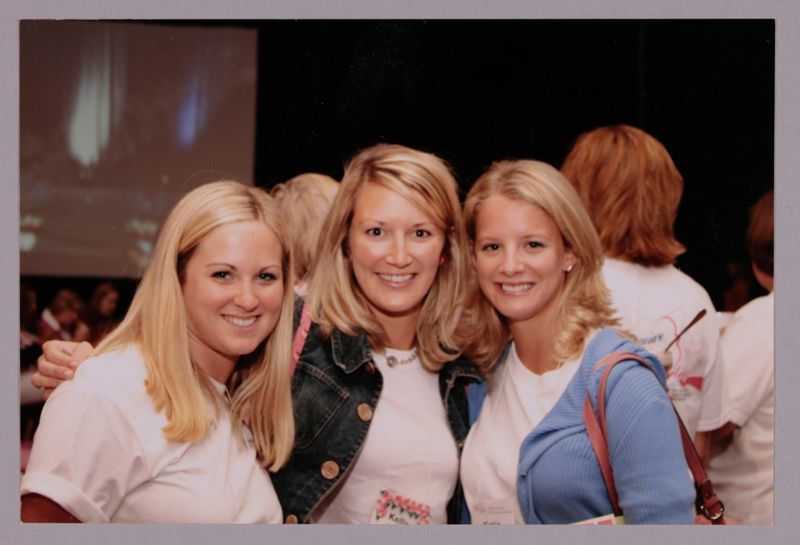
[306,143,470,372]
[462,160,617,371]
[95,181,295,470]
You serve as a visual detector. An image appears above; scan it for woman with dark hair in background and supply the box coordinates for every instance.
[74,282,120,345]
[705,190,774,524]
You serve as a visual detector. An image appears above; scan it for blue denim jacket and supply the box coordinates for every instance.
[271,304,481,523]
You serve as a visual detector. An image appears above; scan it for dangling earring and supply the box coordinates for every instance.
[439,255,445,266]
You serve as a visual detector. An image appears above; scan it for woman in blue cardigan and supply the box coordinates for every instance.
[458,159,695,524]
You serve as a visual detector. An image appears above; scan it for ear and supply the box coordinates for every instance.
[563,248,577,273]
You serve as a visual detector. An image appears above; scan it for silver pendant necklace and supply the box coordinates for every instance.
[385,348,419,368]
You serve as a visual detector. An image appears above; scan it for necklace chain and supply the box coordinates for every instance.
[385,349,419,368]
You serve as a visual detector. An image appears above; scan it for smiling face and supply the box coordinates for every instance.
[181,220,285,382]
[473,194,575,330]
[347,182,445,332]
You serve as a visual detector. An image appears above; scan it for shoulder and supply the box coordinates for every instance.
[65,345,149,405]
[582,328,668,390]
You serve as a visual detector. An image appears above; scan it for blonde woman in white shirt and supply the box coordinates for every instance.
[21,181,295,523]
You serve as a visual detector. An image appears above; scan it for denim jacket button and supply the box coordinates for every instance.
[285,514,299,524]
[321,460,340,480]
[356,403,374,422]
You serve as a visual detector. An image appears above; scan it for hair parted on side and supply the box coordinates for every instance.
[561,124,685,266]
[461,159,617,371]
[745,189,774,276]
[270,173,339,281]
[94,180,295,470]
[305,143,470,372]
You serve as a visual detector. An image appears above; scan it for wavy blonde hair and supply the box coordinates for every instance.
[561,124,685,266]
[95,181,295,470]
[462,160,617,371]
[271,173,339,281]
[306,143,470,372]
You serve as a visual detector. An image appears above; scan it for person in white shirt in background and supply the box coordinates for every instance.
[705,190,774,524]
[561,124,727,444]
[21,181,295,523]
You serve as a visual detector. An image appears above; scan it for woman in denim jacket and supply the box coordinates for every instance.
[271,143,480,524]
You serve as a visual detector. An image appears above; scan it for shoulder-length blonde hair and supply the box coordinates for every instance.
[95,181,295,470]
[270,173,339,281]
[306,143,470,372]
[462,160,617,371]
[560,124,685,266]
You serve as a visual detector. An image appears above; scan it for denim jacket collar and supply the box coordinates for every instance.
[330,328,373,373]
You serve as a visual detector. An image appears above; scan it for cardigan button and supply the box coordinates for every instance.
[285,514,299,524]
[356,403,373,422]
[321,460,340,480]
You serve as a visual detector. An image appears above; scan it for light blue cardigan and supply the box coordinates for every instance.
[465,328,695,524]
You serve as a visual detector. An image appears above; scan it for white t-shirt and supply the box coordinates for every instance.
[461,341,581,524]
[21,345,282,523]
[311,347,459,524]
[706,292,774,524]
[601,258,726,436]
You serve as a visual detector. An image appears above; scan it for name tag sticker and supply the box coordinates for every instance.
[574,513,626,525]
[471,498,516,525]
[371,490,431,525]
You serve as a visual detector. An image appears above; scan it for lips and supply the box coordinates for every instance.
[223,315,258,327]
[498,282,534,294]
[377,273,415,287]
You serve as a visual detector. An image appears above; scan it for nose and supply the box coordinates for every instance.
[386,233,412,267]
[234,281,259,310]
[499,248,523,275]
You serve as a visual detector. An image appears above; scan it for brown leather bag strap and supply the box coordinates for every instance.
[583,352,645,516]
[583,351,726,524]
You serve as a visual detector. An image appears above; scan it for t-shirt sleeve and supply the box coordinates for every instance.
[716,310,774,427]
[20,383,149,522]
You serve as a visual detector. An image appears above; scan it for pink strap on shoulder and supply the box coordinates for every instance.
[291,303,312,376]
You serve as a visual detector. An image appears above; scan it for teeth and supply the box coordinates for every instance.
[501,283,532,293]
[225,316,257,327]
[379,274,413,283]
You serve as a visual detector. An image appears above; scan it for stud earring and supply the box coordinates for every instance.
[439,255,445,266]
[565,264,574,273]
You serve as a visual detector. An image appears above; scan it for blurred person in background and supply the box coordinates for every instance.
[37,289,83,343]
[705,190,774,524]
[271,173,339,295]
[74,282,120,345]
[561,124,727,448]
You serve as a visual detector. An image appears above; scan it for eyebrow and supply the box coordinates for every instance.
[354,219,436,228]
[204,262,281,270]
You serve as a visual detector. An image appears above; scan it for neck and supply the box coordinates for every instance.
[188,336,237,384]
[372,307,420,350]
[508,312,561,375]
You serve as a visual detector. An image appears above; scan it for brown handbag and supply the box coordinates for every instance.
[582,351,726,524]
